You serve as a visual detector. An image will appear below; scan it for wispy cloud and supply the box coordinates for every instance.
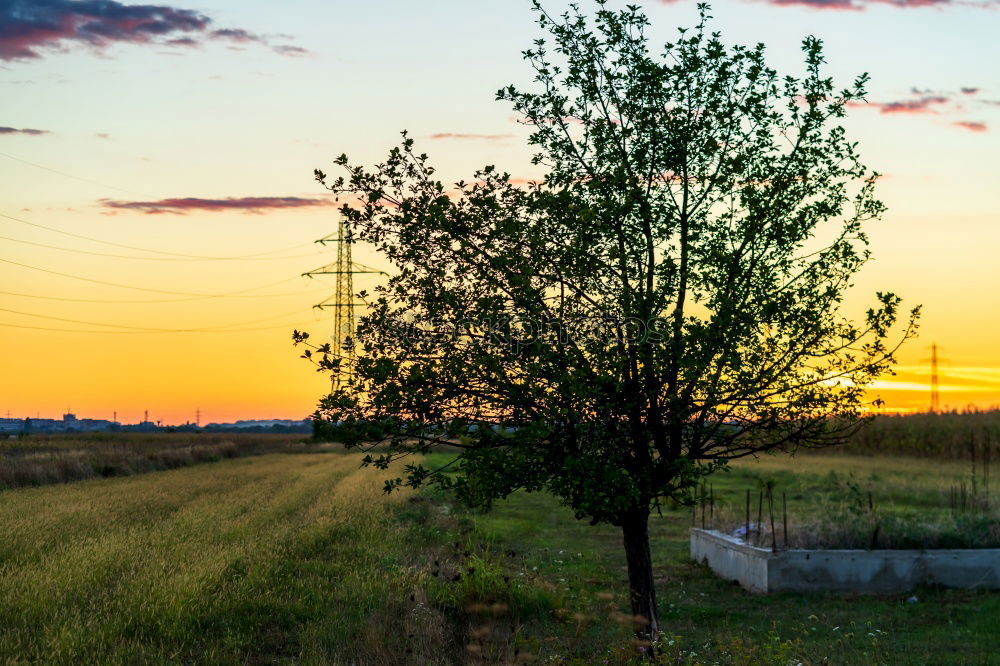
[953,120,988,132]
[430,133,515,141]
[757,0,994,9]
[762,0,860,9]
[0,0,309,62]
[0,125,49,135]
[102,196,334,215]
[164,36,198,47]
[208,28,261,44]
[876,95,950,114]
[271,44,309,57]
[848,87,997,132]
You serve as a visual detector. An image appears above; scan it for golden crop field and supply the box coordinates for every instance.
[2,446,998,664]
[0,432,310,490]
[0,452,446,664]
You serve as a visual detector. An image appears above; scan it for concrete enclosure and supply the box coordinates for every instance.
[690,528,1000,594]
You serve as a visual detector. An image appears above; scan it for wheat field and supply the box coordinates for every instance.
[0,452,449,664]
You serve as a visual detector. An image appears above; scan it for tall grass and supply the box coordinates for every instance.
[693,453,1000,549]
[0,453,455,663]
[0,432,310,490]
[2,451,997,663]
[842,409,1000,459]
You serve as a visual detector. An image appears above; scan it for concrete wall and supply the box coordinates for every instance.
[690,528,772,593]
[689,528,1000,594]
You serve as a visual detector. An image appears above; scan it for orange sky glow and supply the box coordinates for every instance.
[2,1,998,424]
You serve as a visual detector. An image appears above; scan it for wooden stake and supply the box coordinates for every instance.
[745,489,751,545]
[700,482,706,529]
[868,491,878,549]
[782,491,788,549]
[698,482,705,529]
[755,489,763,547]
[710,485,715,530]
[768,488,777,552]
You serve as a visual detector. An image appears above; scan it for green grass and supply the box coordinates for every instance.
[682,453,999,549]
[1,448,997,664]
[423,451,1000,664]
[0,451,462,664]
[841,410,1000,459]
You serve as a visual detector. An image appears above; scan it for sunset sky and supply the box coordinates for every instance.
[2,0,998,424]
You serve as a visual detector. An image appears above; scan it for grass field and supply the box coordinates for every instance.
[1,448,998,664]
[841,410,1000,459]
[453,452,1000,664]
[0,432,311,490]
[0,452,447,664]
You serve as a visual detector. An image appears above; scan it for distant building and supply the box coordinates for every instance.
[0,413,309,434]
[202,418,310,433]
[77,418,115,431]
[0,417,23,434]
[205,419,310,429]
[26,418,61,432]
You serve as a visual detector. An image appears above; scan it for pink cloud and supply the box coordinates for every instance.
[765,0,859,8]
[0,0,308,61]
[0,126,49,135]
[953,121,988,132]
[758,0,966,8]
[102,196,335,215]
[877,95,950,114]
[430,133,515,141]
[271,44,309,57]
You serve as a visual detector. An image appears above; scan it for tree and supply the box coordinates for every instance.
[297,1,918,642]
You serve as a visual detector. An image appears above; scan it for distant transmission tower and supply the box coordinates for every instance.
[303,217,385,389]
[930,343,940,413]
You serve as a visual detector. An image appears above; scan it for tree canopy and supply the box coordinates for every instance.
[297,1,918,639]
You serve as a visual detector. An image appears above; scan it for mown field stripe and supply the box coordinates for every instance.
[0,453,431,664]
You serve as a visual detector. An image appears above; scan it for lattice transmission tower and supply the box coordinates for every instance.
[929,343,940,413]
[302,217,385,389]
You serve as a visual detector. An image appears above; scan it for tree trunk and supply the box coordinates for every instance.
[621,505,659,644]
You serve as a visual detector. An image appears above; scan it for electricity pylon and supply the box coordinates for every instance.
[302,217,385,389]
[930,343,940,413]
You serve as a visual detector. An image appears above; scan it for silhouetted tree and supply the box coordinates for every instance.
[297,1,918,643]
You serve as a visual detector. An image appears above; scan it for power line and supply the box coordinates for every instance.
[0,320,318,334]
[0,150,154,197]
[0,305,319,333]
[0,210,315,260]
[0,153,336,336]
[930,344,939,413]
[0,255,314,298]
[0,288,324,304]
[197,307,321,330]
[0,233,322,262]
[0,306,201,331]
